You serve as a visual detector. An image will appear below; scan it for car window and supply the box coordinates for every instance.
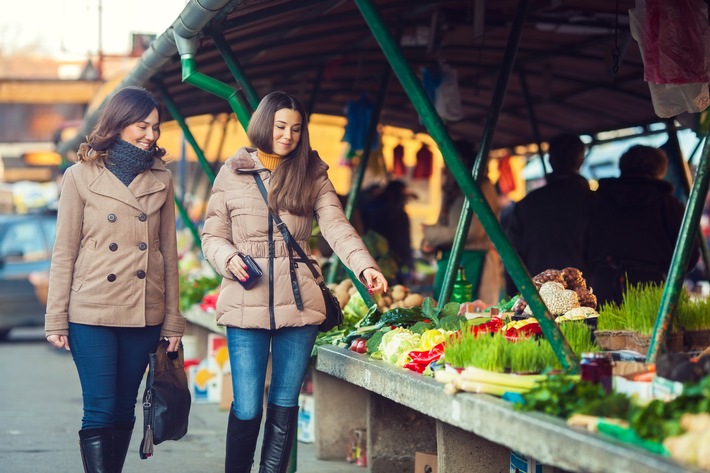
[0,220,48,262]
[41,218,57,249]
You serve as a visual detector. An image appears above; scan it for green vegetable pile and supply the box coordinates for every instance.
[516,373,710,445]
[179,272,221,312]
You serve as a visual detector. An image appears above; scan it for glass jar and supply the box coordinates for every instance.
[580,352,613,394]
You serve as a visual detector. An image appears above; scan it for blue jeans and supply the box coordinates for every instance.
[226,325,318,420]
[68,322,162,430]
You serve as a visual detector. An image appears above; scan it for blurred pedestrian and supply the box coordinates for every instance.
[201,91,388,473]
[586,145,699,306]
[421,139,502,305]
[506,134,593,295]
[45,86,184,473]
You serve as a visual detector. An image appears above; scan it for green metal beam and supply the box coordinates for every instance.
[153,79,216,184]
[174,194,203,255]
[647,134,710,362]
[439,0,528,306]
[664,119,710,280]
[325,63,392,310]
[210,30,260,111]
[354,0,578,372]
[180,57,251,132]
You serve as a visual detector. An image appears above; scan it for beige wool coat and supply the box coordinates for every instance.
[44,158,185,337]
[201,147,379,329]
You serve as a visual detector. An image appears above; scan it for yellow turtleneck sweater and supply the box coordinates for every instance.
[257,149,282,171]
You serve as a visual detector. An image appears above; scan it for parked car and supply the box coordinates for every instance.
[0,211,57,340]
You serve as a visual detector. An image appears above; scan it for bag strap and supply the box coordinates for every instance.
[252,175,324,284]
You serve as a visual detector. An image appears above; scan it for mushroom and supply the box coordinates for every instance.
[524,281,580,316]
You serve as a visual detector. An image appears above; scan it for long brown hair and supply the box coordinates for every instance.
[76,86,166,162]
[248,91,319,216]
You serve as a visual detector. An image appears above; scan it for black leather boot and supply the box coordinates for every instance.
[112,422,133,473]
[225,406,263,473]
[258,404,299,473]
[79,428,112,473]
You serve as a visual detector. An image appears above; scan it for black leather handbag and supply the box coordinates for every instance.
[139,339,191,459]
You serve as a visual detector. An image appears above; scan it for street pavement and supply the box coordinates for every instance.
[0,328,364,473]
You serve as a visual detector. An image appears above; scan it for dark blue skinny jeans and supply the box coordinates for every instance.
[68,322,162,430]
[226,325,319,421]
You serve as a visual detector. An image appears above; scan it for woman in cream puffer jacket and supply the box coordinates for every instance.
[201,91,387,473]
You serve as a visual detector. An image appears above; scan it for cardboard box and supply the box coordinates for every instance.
[220,373,233,411]
[297,394,315,443]
[414,451,437,473]
[509,451,554,473]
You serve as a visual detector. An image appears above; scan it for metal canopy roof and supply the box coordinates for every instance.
[138,0,659,150]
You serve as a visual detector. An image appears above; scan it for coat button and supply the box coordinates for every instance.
[107,213,117,223]
[109,243,118,252]
[136,270,146,279]
[107,274,116,282]
[138,213,147,222]
[138,242,147,251]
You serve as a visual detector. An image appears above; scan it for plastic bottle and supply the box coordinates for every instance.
[450,265,473,303]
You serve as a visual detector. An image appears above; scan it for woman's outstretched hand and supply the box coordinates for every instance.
[362,268,389,295]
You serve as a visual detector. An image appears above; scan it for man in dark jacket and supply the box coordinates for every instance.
[585,145,698,306]
[505,134,593,295]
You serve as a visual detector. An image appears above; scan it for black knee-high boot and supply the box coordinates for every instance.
[112,422,133,473]
[79,428,112,473]
[225,406,263,473]
[258,404,299,473]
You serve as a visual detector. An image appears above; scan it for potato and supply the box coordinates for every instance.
[335,291,349,309]
[403,293,424,307]
[391,288,407,302]
[338,279,353,290]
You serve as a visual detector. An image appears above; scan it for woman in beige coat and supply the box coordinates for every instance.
[45,86,184,473]
[202,91,388,473]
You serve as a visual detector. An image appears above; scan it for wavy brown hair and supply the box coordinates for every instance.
[248,91,320,216]
[76,86,166,162]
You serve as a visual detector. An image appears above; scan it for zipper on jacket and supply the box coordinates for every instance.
[268,213,275,330]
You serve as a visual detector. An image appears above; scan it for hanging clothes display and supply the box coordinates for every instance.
[497,154,517,194]
[434,63,464,121]
[342,93,379,153]
[413,143,433,179]
[392,143,406,177]
[630,0,710,117]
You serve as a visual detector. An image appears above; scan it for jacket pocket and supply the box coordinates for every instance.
[72,238,96,284]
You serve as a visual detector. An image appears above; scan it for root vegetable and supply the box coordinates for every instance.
[403,294,424,307]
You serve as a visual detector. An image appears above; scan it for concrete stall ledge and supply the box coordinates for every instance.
[315,345,701,473]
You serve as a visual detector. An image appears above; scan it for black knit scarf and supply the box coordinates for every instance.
[106,138,156,186]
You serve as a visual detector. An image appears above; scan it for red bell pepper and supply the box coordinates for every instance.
[505,321,542,341]
[468,317,504,337]
[403,343,444,373]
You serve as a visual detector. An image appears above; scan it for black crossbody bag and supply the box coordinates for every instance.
[252,175,344,332]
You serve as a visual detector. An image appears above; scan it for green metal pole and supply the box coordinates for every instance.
[439,1,529,305]
[647,134,710,362]
[180,57,251,132]
[664,119,710,280]
[154,80,216,184]
[174,194,203,254]
[211,30,260,111]
[354,0,578,372]
[326,64,392,291]
[518,70,549,176]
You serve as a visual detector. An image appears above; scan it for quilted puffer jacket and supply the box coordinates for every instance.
[201,147,379,329]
